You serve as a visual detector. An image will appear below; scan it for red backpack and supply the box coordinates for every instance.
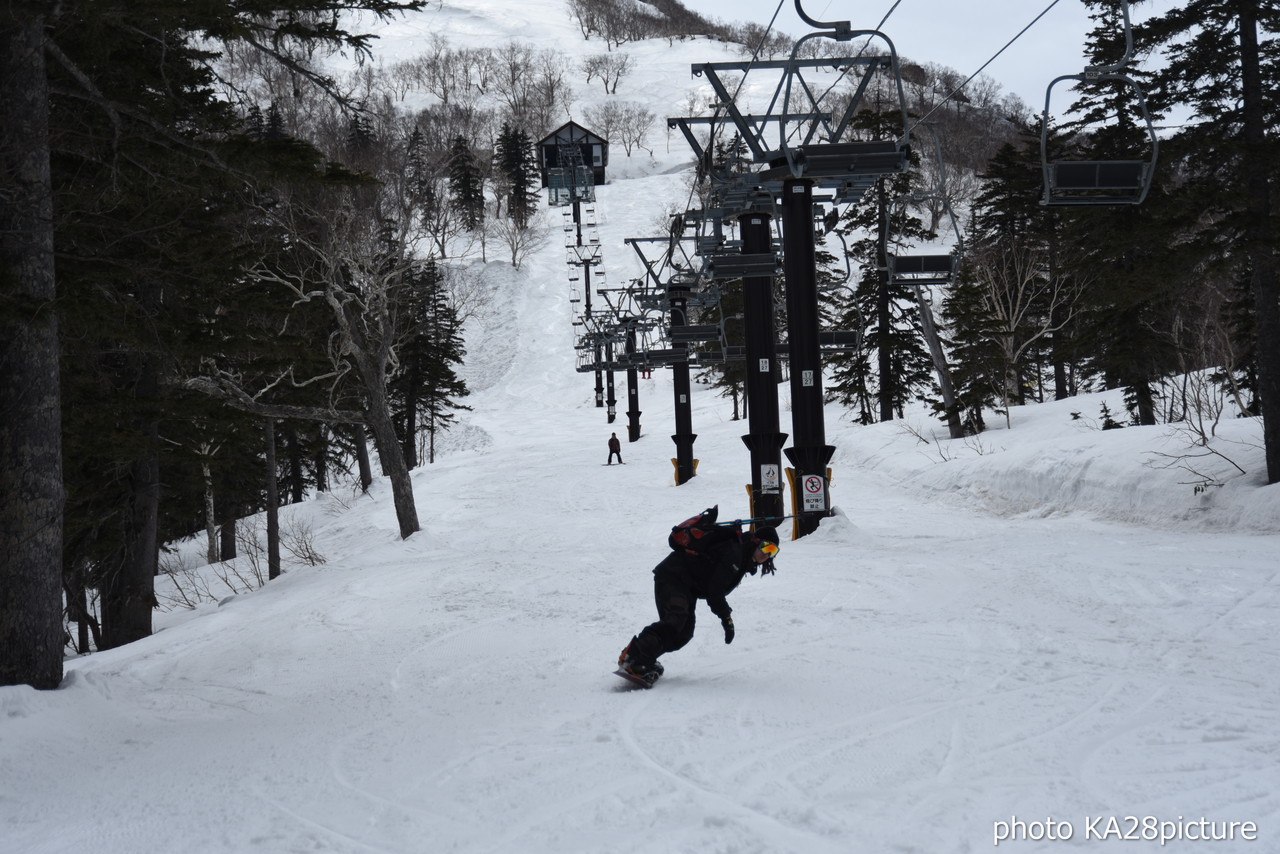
[668,505,740,554]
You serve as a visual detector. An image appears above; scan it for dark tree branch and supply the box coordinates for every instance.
[185,376,364,424]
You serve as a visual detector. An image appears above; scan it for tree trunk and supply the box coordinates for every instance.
[284,422,304,504]
[100,266,162,650]
[218,502,238,560]
[314,425,329,493]
[100,442,159,649]
[428,412,436,465]
[353,423,373,493]
[1003,359,1017,429]
[0,12,65,689]
[876,182,895,422]
[914,285,964,438]
[63,566,100,654]
[75,581,94,653]
[1133,379,1157,427]
[401,362,420,470]
[265,419,281,580]
[203,462,218,565]
[362,397,420,540]
[1052,347,1070,400]
[1239,4,1280,483]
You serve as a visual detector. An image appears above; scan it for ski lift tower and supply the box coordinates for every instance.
[702,186,789,529]
[679,0,912,538]
[542,123,610,410]
[623,229,710,485]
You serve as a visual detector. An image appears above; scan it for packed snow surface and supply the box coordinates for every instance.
[4,2,1279,852]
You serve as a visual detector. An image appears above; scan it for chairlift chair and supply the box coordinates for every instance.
[768,1,913,184]
[886,205,962,288]
[1039,0,1158,206]
[886,132,965,290]
[887,253,955,287]
[1041,72,1158,205]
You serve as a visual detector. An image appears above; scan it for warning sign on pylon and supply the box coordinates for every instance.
[801,474,825,512]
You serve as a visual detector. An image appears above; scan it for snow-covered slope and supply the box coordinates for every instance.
[3,3,1279,853]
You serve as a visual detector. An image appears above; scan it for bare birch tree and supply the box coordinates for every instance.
[970,240,1085,427]
[191,186,423,540]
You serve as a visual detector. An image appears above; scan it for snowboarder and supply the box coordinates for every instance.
[617,523,780,686]
[606,432,623,465]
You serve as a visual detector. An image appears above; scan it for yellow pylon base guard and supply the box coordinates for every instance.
[785,468,799,541]
[785,467,833,540]
[670,458,699,485]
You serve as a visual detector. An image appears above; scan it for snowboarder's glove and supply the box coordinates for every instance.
[721,617,735,645]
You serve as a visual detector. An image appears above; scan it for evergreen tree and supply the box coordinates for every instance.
[1138,0,1280,478]
[1,0,425,685]
[346,108,378,164]
[827,117,935,424]
[493,123,540,230]
[406,123,458,257]
[937,262,1000,433]
[392,260,471,466]
[1051,1,1185,425]
[47,2,281,650]
[825,264,880,424]
[507,127,541,230]
[493,122,516,220]
[948,134,1053,425]
[449,134,485,230]
[265,102,287,140]
[406,126,433,203]
[2,7,62,689]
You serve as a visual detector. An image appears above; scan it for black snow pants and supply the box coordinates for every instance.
[629,559,698,664]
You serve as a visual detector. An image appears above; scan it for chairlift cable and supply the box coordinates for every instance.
[905,0,1065,137]
[874,1,904,32]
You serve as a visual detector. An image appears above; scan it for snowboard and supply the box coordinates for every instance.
[614,667,658,689]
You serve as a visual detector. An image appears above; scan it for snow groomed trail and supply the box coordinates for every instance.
[4,2,1280,848]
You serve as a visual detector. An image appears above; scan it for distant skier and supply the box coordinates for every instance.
[606,432,623,465]
[617,517,780,686]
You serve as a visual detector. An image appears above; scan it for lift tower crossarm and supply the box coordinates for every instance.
[668,114,832,165]
[690,56,892,163]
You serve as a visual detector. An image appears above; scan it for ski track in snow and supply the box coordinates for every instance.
[8,371,1277,853]
[5,3,1280,852]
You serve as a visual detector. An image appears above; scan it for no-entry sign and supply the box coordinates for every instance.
[801,474,825,511]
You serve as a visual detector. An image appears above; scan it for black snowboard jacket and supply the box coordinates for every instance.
[653,531,755,622]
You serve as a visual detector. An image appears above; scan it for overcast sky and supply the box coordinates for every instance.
[696,0,1171,115]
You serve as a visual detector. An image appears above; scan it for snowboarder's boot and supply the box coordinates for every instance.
[621,659,661,686]
[618,637,636,667]
[618,637,663,685]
